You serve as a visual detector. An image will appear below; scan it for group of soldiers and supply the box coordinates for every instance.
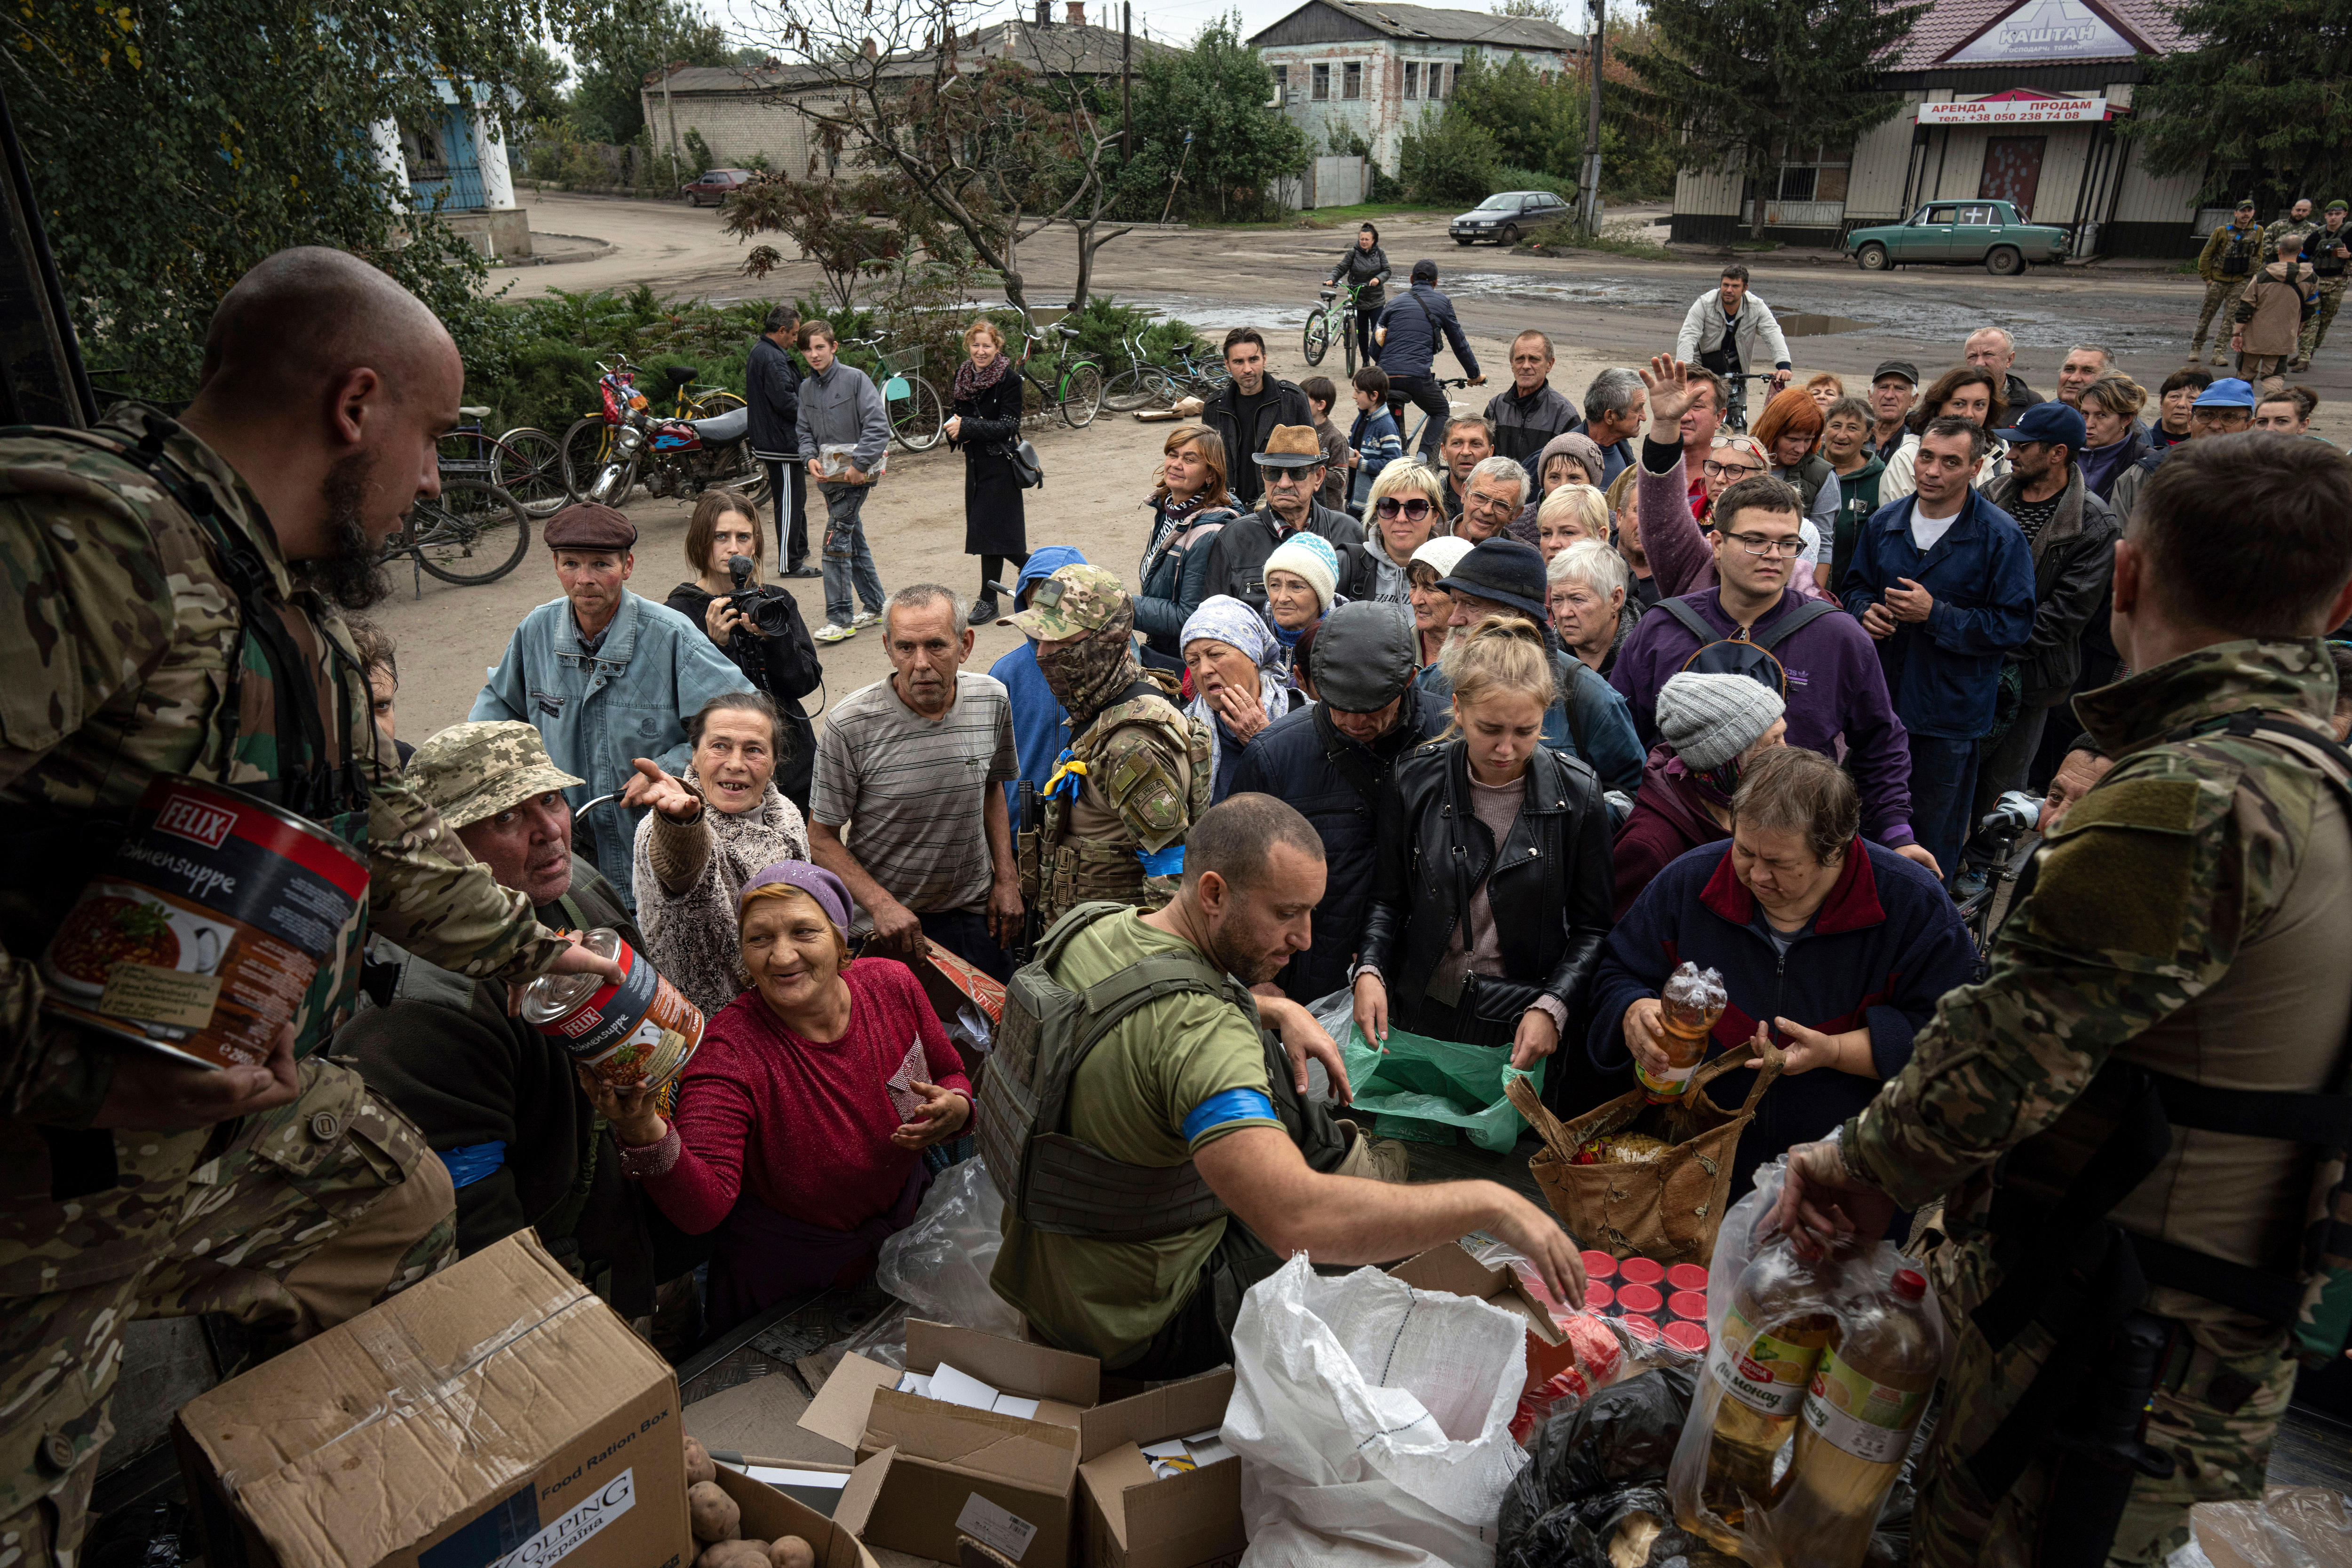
[2191,195,2350,371]
[4,245,2352,1568]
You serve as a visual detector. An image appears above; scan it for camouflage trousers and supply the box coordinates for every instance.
[2192,278,2250,360]
[1910,1230,2293,1568]
[0,1058,454,1567]
[2299,277,2344,361]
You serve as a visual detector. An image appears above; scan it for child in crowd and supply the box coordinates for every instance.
[1301,375,1351,513]
[1348,364,1403,506]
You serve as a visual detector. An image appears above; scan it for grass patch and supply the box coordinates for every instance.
[1729,239,1781,252]
[1213,202,1452,230]
[1523,216,1675,262]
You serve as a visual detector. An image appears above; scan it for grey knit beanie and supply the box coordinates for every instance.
[1656,672,1785,772]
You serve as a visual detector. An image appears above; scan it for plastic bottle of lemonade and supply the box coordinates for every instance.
[1689,1234,1837,1547]
[1771,1268,1941,1554]
[1637,961,1726,1102]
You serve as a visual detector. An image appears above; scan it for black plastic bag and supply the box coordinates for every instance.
[1497,1367,1699,1568]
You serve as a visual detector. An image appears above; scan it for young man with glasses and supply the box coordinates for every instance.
[1613,359,1934,877]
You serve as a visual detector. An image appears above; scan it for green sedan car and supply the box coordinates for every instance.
[1843,199,2070,276]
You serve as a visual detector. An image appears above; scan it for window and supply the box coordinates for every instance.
[1777,166,1817,201]
[1342,61,1361,99]
[1403,61,1419,99]
[1924,205,1957,224]
[1957,203,1995,226]
[1272,64,1288,96]
[1434,64,1453,99]
[1311,62,1329,100]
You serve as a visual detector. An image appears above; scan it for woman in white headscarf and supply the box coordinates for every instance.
[1180,594,1301,802]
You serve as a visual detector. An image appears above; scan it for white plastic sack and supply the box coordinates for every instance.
[1224,1253,1531,1567]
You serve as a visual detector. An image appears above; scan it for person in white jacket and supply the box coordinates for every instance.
[1673,264,1793,402]
[1876,364,2012,501]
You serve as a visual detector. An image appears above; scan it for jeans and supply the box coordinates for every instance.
[917,907,1011,982]
[1388,372,1453,464]
[764,459,809,569]
[820,481,884,626]
[1907,732,1981,889]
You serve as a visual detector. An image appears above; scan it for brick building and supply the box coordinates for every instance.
[1249,0,1586,175]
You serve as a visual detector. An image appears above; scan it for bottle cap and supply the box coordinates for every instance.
[1662,1320,1709,1355]
[1584,1281,1615,1312]
[1668,1289,1709,1321]
[1621,1314,1661,1344]
[1616,1282,1663,1317]
[1619,1257,1666,1287]
[1581,1250,1619,1281]
[1892,1268,1926,1301]
[1667,1263,1709,1292]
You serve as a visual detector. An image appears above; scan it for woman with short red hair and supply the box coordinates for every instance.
[1751,385,1839,565]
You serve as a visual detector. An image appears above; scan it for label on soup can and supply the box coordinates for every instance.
[539,939,705,1090]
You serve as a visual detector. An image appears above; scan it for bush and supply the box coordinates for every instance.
[1493,165,1575,200]
[683,127,717,171]
[1400,110,1500,206]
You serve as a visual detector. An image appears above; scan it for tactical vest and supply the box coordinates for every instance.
[2308,227,2350,278]
[976,900,1250,1242]
[1024,681,1210,926]
[2217,225,2260,278]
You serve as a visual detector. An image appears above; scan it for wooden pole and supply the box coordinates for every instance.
[1121,1,1133,160]
[1581,0,1604,234]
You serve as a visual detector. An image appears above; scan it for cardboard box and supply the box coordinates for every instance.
[800,1320,1098,1567]
[1076,1369,1244,1568]
[711,1452,889,1567]
[175,1232,694,1568]
[1390,1243,1572,1394]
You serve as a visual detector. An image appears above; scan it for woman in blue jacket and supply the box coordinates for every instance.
[1588,746,1975,1201]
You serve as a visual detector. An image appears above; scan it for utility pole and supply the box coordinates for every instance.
[1121,0,1133,160]
[1580,0,1604,235]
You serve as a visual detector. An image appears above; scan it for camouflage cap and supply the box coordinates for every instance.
[1001,564,1131,638]
[407,720,585,829]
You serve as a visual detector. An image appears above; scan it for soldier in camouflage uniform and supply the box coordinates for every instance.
[1002,565,1210,928]
[2259,196,2318,269]
[0,248,613,1565]
[2291,200,2349,371]
[2191,201,2265,366]
[1772,433,2352,1568]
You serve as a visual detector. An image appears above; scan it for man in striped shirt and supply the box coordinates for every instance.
[810,583,1023,978]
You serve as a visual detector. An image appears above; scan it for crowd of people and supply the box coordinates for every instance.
[7,242,2352,1568]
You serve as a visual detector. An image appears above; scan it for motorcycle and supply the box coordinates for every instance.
[578,363,769,507]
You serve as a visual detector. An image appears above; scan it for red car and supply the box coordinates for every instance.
[682,169,754,207]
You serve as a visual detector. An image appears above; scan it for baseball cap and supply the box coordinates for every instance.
[1870,360,1919,387]
[1437,537,1549,622]
[1000,564,1130,637]
[407,721,585,831]
[1997,400,2087,449]
[1311,602,1418,714]
[2192,378,2258,409]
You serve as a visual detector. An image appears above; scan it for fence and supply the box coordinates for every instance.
[1273,155,1369,212]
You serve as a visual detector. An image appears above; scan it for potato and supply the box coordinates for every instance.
[696,1540,768,1568]
[683,1434,717,1487]
[770,1537,816,1568]
[687,1480,741,1544]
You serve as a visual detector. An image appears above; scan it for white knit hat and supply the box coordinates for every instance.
[1263,533,1340,611]
[1656,672,1785,772]
[1408,535,1474,579]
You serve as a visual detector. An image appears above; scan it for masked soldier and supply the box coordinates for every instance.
[0,248,614,1565]
[1003,565,1209,928]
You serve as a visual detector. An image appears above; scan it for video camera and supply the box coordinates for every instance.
[724,553,801,638]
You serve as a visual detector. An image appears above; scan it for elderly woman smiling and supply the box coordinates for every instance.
[586,863,972,1333]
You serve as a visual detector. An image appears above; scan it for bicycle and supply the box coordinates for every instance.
[1720,370,1790,435]
[1302,282,1364,376]
[381,476,532,594]
[1013,318,1105,429]
[1102,327,1188,413]
[842,335,946,453]
[1954,791,2043,969]
[437,407,566,518]
[1391,376,1473,465]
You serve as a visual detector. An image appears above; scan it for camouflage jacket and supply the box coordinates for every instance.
[0,407,566,1124]
[1846,640,2349,1210]
[2262,216,2320,261]
[1044,691,1209,908]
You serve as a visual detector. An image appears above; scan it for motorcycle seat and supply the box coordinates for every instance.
[688,405,749,443]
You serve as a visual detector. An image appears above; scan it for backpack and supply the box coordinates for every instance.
[1653,596,1839,698]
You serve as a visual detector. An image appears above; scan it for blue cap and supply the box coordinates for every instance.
[2193,378,2258,409]
[1996,400,2087,449]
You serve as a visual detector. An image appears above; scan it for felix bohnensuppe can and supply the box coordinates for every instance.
[519,928,704,1090]
[40,775,369,1070]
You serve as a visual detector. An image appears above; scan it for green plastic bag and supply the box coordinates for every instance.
[1338,1023,1541,1153]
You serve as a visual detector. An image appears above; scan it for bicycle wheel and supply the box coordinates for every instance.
[1058,361,1105,429]
[411,478,531,585]
[1102,366,1152,413]
[559,417,616,497]
[490,428,569,517]
[889,375,946,452]
[1302,309,1331,366]
[690,390,747,417]
[1343,318,1359,378]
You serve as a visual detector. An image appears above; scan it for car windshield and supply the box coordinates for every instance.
[1475,195,1517,211]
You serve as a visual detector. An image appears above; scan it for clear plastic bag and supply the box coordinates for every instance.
[807,1157,1022,1381]
[2178,1488,2352,1568]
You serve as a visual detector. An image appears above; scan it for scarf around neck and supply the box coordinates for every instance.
[952,352,1012,400]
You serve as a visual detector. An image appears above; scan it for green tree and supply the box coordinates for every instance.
[571,0,733,144]
[1621,0,1928,238]
[1399,106,1501,204]
[1114,15,1313,220]
[2125,0,2352,210]
[1447,52,1587,176]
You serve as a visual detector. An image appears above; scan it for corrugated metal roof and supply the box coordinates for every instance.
[1254,0,1584,52]
[1887,0,2184,72]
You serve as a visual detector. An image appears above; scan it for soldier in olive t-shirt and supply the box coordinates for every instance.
[990,907,1284,1367]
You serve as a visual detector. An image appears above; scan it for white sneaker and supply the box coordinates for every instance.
[815,621,857,644]
[851,609,882,629]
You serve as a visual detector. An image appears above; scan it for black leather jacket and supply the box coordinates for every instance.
[1358,740,1614,1024]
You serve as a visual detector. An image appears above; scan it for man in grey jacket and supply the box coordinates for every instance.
[795,320,893,643]
[1673,263,1791,400]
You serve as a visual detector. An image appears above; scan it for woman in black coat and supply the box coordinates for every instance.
[1353,616,1614,1075]
[946,318,1028,624]
[1329,223,1391,367]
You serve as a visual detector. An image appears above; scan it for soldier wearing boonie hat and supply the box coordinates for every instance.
[408,720,587,830]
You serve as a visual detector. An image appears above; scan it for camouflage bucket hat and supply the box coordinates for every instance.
[1001,564,1131,638]
[407,720,585,829]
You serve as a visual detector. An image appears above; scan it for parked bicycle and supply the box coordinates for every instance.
[438,407,566,517]
[1012,318,1104,429]
[1302,282,1364,376]
[842,334,946,452]
[381,477,532,592]
[1103,327,1188,414]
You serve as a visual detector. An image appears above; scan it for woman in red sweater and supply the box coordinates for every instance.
[585,862,972,1333]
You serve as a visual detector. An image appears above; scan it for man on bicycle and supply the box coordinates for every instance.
[1375,260,1484,464]
[1673,264,1791,418]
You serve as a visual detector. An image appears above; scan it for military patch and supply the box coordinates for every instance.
[2028,776,2201,959]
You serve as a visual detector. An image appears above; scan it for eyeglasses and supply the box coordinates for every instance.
[1375,496,1433,520]
[1726,534,1803,558]
[1702,460,1767,478]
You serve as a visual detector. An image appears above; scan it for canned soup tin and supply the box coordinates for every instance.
[520,928,705,1090]
[40,776,367,1069]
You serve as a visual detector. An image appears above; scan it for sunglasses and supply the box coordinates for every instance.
[1375,496,1433,520]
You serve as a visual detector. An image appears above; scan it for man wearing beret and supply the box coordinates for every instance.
[471,502,751,911]
[338,721,702,1340]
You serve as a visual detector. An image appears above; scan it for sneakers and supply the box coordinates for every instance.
[967,597,999,628]
[1951,866,1990,903]
[814,621,857,645]
[851,609,882,629]
[780,564,820,580]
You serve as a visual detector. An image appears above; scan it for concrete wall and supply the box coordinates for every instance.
[639,89,838,180]
[1264,40,1570,175]
[442,208,532,261]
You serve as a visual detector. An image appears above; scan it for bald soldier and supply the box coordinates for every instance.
[0,247,618,1563]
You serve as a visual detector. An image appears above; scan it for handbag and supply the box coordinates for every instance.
[1002,438,1044,489]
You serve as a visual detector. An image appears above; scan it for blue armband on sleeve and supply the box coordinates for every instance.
[438,1140,507,1190]
[1182,1089,1277,1143]
[1138,844,1185,876]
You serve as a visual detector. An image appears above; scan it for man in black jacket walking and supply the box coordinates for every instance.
[1201,425,1364,611]
[1231,604,1447,1003]
[1201,326,1318,510]
[747,304,817,578]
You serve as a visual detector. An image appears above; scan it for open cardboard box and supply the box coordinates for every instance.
[1390,1242,1573,1394]
[174,1232,693,1568]
[1075,1369,1244,1568]
[711,1451,890,1568]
